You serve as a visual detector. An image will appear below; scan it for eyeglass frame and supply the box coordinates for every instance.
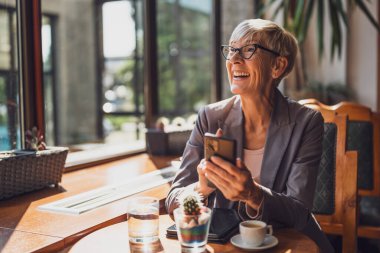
[220,44,280,60]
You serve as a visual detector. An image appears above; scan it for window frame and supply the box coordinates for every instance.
[18,0,222,170]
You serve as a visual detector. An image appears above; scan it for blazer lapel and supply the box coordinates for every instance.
[260,90,295,189]
[218,96,244,160]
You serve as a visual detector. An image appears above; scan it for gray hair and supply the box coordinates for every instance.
[230,19,298,81]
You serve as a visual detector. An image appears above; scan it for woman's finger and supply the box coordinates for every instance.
[205,168,242,201]
[236,158,246,169]
[210,156,241,176]
[215,128,223,137]
[205,168,230,191]
[204,160,235,181]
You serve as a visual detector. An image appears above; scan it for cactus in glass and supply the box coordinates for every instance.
[175,190,212,248]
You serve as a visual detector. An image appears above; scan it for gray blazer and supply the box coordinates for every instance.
[166,89,334,252]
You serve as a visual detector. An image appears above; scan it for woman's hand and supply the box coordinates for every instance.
[204,156,263,210]
[195,158,215,197]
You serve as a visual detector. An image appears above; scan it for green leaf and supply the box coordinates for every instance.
[335,0,348,27]
[317,0,325,59]
[294,0,305,38]
[271,0,285,20]
[328,1,335,59]
[299,0,315,44]
[328,0,342,60]
[283,0,289,29]
[257,0,278,18]
[355,0,380,33]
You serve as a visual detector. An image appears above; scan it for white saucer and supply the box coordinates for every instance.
[230,234,278,251]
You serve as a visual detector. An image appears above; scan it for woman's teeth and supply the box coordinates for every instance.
[233,71,250,78]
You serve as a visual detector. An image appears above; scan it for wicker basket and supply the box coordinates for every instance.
[0,147,68,200]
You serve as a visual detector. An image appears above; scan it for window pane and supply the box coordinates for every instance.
[101,0,144,147]
[42,15,55,145]
[0,0,20,151]
[157,0,212,117]
[103,59,137,113]
[12,11,16,70]
[0,9,10,70]
[104,115,145,144]
[0,76,9,149]
[41,0,145,153]
[42,16,52,72]
[43,74,54,145]
[102,1,135,58]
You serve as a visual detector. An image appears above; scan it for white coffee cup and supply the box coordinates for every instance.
[239,220,273,247]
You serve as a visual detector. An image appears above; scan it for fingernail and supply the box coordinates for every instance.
[236,158,242,168]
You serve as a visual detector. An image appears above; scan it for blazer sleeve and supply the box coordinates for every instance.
[165,107,216,214]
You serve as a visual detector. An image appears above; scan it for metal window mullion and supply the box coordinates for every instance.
[95,1,104,140]
[143,0,158,128]
[173,0,182,116]
[45,15,59,145]
[132,0,140,139]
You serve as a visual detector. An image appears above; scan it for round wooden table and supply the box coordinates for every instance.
[69,215,319,253]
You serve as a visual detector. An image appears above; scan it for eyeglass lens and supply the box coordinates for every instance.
[222,45,256,60]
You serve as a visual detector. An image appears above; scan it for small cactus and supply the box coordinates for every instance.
[183,195,201,215]
[177,190,204,216]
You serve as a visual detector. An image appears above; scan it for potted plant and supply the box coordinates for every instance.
[261,0,380,95]
[173,191,212,249]
[0,127,68,200]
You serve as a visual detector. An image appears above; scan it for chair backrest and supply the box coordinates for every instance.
[301,102,358,253]
[299,99,380,197]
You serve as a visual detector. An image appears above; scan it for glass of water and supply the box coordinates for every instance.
[127,196,159,243]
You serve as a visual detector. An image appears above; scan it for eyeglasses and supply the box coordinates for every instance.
[220,44,280,60]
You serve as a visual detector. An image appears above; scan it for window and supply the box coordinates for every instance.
[8,0,219,166]
[40,0,145,160]
[0,1,20,151]
[101,0,145,145]
[157,0,212,118]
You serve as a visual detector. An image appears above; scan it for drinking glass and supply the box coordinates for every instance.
[127,196,159,243]
[173,207,212,251]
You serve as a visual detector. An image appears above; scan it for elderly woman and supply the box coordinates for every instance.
[166,19,333,252]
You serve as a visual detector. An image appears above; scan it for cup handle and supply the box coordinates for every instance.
[267,225,273,235]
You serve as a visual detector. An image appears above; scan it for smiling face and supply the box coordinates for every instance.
[226,37,276,97]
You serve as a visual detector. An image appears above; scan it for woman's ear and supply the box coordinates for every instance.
[271,56,288,79]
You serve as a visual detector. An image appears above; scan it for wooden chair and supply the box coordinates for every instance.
[302,102,358,253]
[300,99,380,239]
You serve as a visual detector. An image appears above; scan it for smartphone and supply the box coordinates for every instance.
[204,134,236,188]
